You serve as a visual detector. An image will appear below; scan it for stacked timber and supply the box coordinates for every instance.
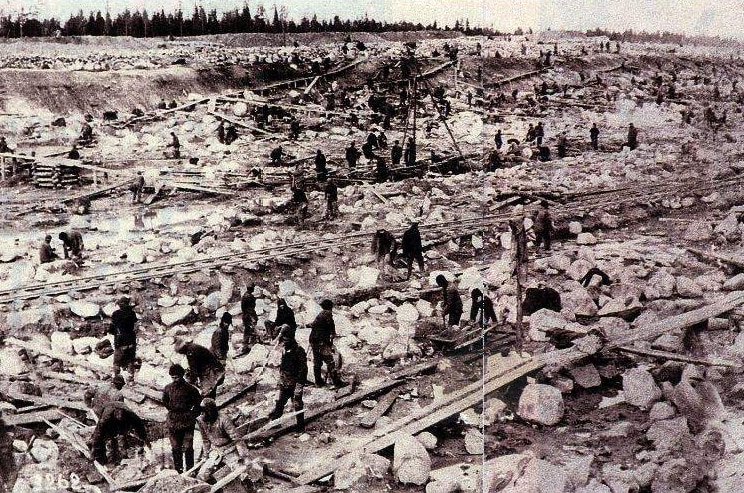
[32,161,80,188]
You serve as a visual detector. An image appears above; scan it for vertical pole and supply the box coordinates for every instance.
[411,75,417,164]
[1,158,5,181]
[93,170,98,186]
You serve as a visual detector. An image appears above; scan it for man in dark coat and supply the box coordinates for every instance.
[91,402,151,466]
[533,200,554,251]
[590,123,600,150]
[436,275,463,327]
[404,140,416,166]
[241,285,258,350]
[402,221,425,280]
[308,299,345,387]
[39,234,58,264]
[109,296,138,380]
[211,312,232,363]
[0,416,17,492]
[162,364,202,473]
[268,326,308,431]
[59,230,84,259]
[266,298,297,339]
[469,288,498,326]
[324,179,339,219]
[175,341,225,399]
[167,132,181,158]
[391,140,403,166]
[345,142,360,168]
[315,149,328,182]
[494,130,503,150]
[627,123,638,150]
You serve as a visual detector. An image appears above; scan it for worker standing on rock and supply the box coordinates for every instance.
[167,131,181,158]
[268,325,308,431]
[315,149,328,182]
[267,298,297,339]
[626,123,638,150]
[109,296,138,381]
[163,364,202,474]
[402,220,425,280]
[175,341,225,399]
[196,398,249,482]
[39,234,59,264]
[590,123,600,150]
[241,285,258,351]
[345,142,360,168]
[324,178,339,219]
[308,299,346,388]
[131,171,145,203]
[436,275,463,327]
[211,312,232,363]
[533,200,554,252]
[58,230,84,260]
[91,402,151,466]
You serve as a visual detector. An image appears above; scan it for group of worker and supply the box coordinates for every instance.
[39,230,85,264]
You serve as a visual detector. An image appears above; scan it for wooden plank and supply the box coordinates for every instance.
[44,419,91,459]
[617,346,738,367]
[61,178,135,204]
[4,390,90,412]
[171,182,236,196]
[207,111,276,136]
[688,248,744,269]
[209,465,248,492]
[359,391,398,428]
[4,409,61,426]
[304,76,321,95]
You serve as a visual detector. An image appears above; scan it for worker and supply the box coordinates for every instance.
[167,132,181,158]
[590,123,600,150]
[267,325,308,431]
[308,299,346,388]
[0,416,17,492]
[376,157,389,183]
[67,145,80,160]
[402,220,425,280]
[224,124,238,145]
[289,119,301,140]
[267,298,297,339]
[580,267,612,287]
[211,312,232,363]
[157,99,167,110]
[163,364,202,474]
[533,200,554,252]
[196,398,249,482]
[0,137,10,153]
[58,230,84,259]
[109,296,138,381]
[290,183,309,227]
[324,178,339,219]
[366,131,379,150]
[535,122,545,146]
[217,120,225,144]
[494,129,503,150]
[168,100,178,109]
[526,123,535,142]
[131,171,145,203]
[84,374,126,418]
[372,229,397,273]
[270,146,284,165]
[557,132,568,158]
[404,139,416,166]
[378,131,388,149]
[315,149,328,182]
[91,402,151,466]
[345,142,360,168]
[626,123,638,150]
[469,288,498,326]
[79,121,93,144]
[435,274,463,327]
[174,340,225,399]
[391,140,403,166]
[241,285,258,351]
[39,234,59,264]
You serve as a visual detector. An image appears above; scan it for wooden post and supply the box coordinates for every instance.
[93,170,98,186]
[509,220,528,351]
[1,157,5,181]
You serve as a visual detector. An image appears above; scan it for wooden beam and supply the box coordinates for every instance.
[170,182,236,196]
[617,346,738,367]
[207,111,276,136]
[209,465,247,493]
[688,248,744,270]
[304,76,321,95]
[359,391,398,428]
[4,390,90,412]
[4,409,61,426]
[61,178,135,204]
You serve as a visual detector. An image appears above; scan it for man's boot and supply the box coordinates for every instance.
[184,448,195,472]
[314,367,325,387]
[295,410,305,433]
[172,448,183,473]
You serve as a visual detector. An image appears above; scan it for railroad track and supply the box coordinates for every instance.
[2,173,743,305]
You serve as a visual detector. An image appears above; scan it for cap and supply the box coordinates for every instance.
[117,296,131,307]
[278,324,294,341]
[174,339,190,354]
[200,398,217,410]
[220,312,233,325]
[112,374,125,388]
[169,364,185,377]
[320,299,334,310]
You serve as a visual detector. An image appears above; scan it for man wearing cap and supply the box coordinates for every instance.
[175,341,225,399]
[266,298,297,340]
[197,398,249,482]
[131,171,145,203]
[109,297,138,381]
[402,221,425,280]
[308,299,346,388]
[436,274,464,327]
[268,325,308,431]
[211,313,232,363]
[241,285,258,351]
[163,364,202,473]
[58,230,84,260]
[345,142,360,168]
[39,235,59,264]
[324,179,339,219]
[91,402,151,466]
[84,375,126,418]
[533,200,554,252]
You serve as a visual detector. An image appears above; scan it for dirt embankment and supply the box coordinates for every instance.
[0,65,250,115]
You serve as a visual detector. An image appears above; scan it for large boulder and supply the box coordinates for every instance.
[334,451,390,490]
[392,435,431,485]
[484,454,568,493]
[160,305,194,326]
[622,368,662,409]
[562,288,598,317]
[723,273,744,291]
[714,214,740,241]
[570,364,602,388]
[68,300,100,318]
[517,384,564,426]
[676,276,703,298]
[50,331,74,355]
[644,271,675,300]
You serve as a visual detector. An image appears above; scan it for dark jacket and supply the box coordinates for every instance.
[402,225,422,256]
[62,231,84,258]
[533,209,553,233]
[346,145,359,165]
[241,292,257,317]
[93,403,148,443]
[109,307,137,348]
[39,242,56,263]
[443,284,463,318]
[186,344,224,379]
[309,309,335,346]
[211,327,229,361]
[163,377,202,431]
[325,182,338,202]
[292,188,309,204]
[391,144,403,165]
[315,152,327,173]
[279,342,308,389]
[275,304,297,330]
[470,295,498,324]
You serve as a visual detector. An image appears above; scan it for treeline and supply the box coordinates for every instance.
[0,4,493,38]
[586,28,742,48]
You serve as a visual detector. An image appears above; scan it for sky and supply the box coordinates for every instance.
[5,0,744,40]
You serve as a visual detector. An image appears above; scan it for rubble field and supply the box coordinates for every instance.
[2,30,744,493]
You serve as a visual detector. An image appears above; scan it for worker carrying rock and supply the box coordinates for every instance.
[175,340,225,399]
[162,363,202,474]
[268,325,308,432]
[196,398,249,483]
[308,299,346,388]
[91,402,151,466]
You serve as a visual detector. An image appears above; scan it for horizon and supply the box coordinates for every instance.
[3,1,744,41]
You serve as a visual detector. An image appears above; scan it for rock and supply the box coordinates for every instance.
[334,451,390,490]
[277,280,297,297]
[50,331,74,355]
[415,432,437,450]
[566,259,595,281]
[7,308,46,330]
[600,421,634,438]
[714,214,740,240]
[599,212,619,229]
[646,417,691,453]
[622,368,662,409]
[395,303,419,323]
[565,454,594,489]
[126,245,146,264]
[357,325,397,346]
[160,305,194,326]
[517,384,564,426]
[528,309,567,333]
[71,336,99,355]
[0,348,28,376]
[649,401,676,421]
[576,479,611,493]
[30,439,58,463]
[570,364,602,388]
[723,273,744,291]
[644,271,675,300]
[569,221,583,234]
[202,291,222,311]
[348,266,380,289]
[576,233,597,245]
[464,428,484,455]
[368,304,388,314]
[392,435,431,485]
[68,300,100,318]
[484,454,567,493]
[676,276,703,298]
[415,299,434,318]
[562,288,598,317]
[684,221,712,241]
[483,398,507,425]
[429,462,481,493]
[382,336,413,361]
